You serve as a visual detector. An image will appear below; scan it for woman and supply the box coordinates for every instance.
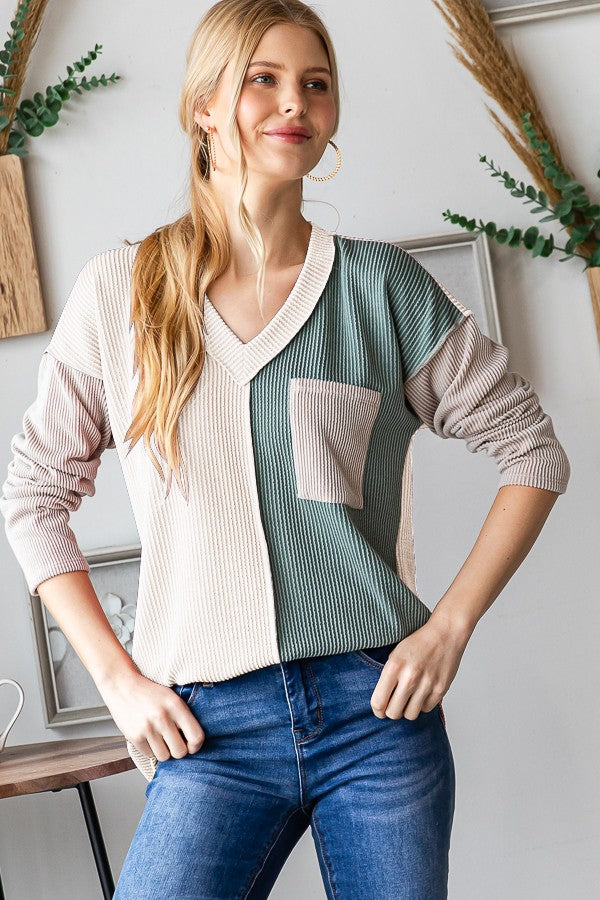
[0,1,570,897]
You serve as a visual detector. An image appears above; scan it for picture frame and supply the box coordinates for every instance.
[394,230,502,344]
[27,542,141,727]
[484,0,600,26]
[389,230,502,598]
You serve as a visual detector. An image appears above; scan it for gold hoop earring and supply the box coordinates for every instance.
[306,139,341,182]
[206,126,217,170]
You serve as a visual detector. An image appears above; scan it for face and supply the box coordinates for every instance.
[195,22,337,183]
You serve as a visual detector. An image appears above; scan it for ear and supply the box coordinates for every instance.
[193,104,211,132]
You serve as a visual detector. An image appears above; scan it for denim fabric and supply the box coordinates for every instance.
[114,645,455,899]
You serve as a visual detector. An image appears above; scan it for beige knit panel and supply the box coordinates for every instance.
[91,248,282,688]
[395,431,420,596]
[403,314,571,493]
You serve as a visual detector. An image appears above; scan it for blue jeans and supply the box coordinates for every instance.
[114,643,456,899]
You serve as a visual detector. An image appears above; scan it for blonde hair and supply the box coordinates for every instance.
[124,0,340,501]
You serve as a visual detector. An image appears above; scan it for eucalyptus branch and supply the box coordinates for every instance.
[443,110,600,270]
[9,45,119,150]
[0,0,122,159]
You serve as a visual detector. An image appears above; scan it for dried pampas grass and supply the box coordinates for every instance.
[0,0,50,156]
[431,0,596,256]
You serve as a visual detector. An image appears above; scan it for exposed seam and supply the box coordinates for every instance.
[403,310,473,385]
[311,806,338,899]
[242,806,307,898]
[295,662,324,743]
[279,663,307,811]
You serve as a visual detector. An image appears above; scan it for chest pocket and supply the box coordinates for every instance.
[289,377,382,509]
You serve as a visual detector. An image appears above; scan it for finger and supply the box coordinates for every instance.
[175,704,206,753]
[145,729,174,763]
[370,665,402,717]
[387,681,431,720]
[160,718,193,759]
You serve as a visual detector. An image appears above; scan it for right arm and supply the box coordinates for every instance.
[37,569,205,762]
[0,337,203,763]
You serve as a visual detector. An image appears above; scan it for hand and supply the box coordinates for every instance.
[97,669,206,762]
[370,613,471,721]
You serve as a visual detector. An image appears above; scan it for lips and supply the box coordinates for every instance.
[264,128,311,137]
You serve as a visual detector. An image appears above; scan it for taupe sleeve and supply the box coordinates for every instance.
[403,313,571,494]
[0,350,115,596]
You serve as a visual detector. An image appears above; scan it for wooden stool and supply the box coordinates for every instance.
[0,736,136,898]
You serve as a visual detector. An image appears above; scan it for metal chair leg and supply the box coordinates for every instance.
[74,781,115,898]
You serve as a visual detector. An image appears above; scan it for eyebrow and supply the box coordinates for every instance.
[248,60,331,75]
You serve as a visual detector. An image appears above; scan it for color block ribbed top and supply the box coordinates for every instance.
[0,221,571,781]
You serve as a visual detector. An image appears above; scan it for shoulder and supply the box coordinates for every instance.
[84,241,142,286]
[44,242,141,378]
[333,231,407,270]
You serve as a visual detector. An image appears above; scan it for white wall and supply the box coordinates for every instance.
[1,1,598,897]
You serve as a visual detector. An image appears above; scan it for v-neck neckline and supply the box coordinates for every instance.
[202,221,336,385]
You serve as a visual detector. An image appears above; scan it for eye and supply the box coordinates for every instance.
[250,74,328,91]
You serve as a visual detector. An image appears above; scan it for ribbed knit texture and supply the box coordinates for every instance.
[0,221,571,781]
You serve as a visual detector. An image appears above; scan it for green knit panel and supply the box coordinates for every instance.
[250,234,467,662]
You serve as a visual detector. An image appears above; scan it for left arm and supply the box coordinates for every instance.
[372,311,571,720]
[371,484,560,720]
[431,483,560,636]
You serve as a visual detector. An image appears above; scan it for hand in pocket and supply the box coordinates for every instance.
[98,671,206,762]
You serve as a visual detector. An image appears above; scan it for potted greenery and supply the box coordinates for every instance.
[0,0,121,339]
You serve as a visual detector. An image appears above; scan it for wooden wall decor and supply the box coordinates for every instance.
[586,267,600,349]
[0,153,46,339]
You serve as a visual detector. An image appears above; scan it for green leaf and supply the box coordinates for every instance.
[584,204,600,218]
[507,227,522,248]
[541,234,555,257]
[532,235,547,257]
[565,237,578,254]
[523,226,539,249]
[485,222,497,237]
[554,198,573,217]
[24,120,44,136]
[39,108,58,126]
[588,246,600,266]
[538,214,558,223]
[559,211,576,226]
[495,229,509,244]
[572,195,591,210]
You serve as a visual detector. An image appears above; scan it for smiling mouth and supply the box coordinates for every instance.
[264,132,311,143]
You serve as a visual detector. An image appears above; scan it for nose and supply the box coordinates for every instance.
[279,84,307,117]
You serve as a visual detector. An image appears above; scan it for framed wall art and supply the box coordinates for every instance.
[484,0,600,26]
[27,542,141,727]
[395,230,502,344]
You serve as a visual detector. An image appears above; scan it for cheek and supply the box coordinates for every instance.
[237,90,271,127]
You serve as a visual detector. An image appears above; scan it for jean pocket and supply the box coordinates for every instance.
[174,682,199,705]
[289,377,382,509]
[353,641,398,669]
[437,701,448,732]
